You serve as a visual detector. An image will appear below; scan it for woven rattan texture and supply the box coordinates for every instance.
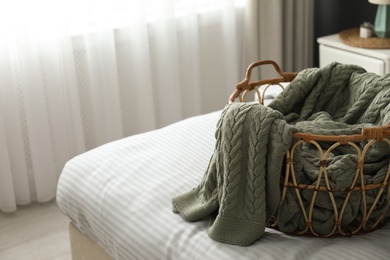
[339,28,390,49]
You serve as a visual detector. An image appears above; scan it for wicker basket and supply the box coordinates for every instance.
[229,60,390,237]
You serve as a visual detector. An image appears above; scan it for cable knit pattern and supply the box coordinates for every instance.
[220,104,251,214]
[172,103,292,246]
[172,62,390,246]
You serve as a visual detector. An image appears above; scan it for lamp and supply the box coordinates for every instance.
[369,0,390,37]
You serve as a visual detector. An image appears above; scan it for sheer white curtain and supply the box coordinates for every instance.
[0,0,313,212]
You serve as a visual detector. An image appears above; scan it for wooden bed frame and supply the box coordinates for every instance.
[69,223,113,260]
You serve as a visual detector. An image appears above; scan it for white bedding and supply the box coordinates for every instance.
[57,109,390,260]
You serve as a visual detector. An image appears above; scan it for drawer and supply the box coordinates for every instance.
[319,45,385,75]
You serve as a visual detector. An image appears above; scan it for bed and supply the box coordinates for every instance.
[57,61,390,260]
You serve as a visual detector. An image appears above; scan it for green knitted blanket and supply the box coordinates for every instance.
[172,62,390,246]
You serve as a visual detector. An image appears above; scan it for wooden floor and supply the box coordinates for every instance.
[0,200,71,260]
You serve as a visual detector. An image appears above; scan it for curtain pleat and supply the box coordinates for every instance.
[282,0,314,71]
[0,105,17,212]
[0,0,313,212]
[249,0,314,78]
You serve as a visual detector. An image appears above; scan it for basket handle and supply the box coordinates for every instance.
[228,60,298,103]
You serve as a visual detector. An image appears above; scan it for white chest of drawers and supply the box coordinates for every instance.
[317,33,390,75]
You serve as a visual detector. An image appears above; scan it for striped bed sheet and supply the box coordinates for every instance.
[57,109,390,260]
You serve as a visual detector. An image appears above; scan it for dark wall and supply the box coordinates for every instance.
[313,0,377,66]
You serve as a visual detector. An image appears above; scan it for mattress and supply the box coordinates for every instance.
[57,107,390,260]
